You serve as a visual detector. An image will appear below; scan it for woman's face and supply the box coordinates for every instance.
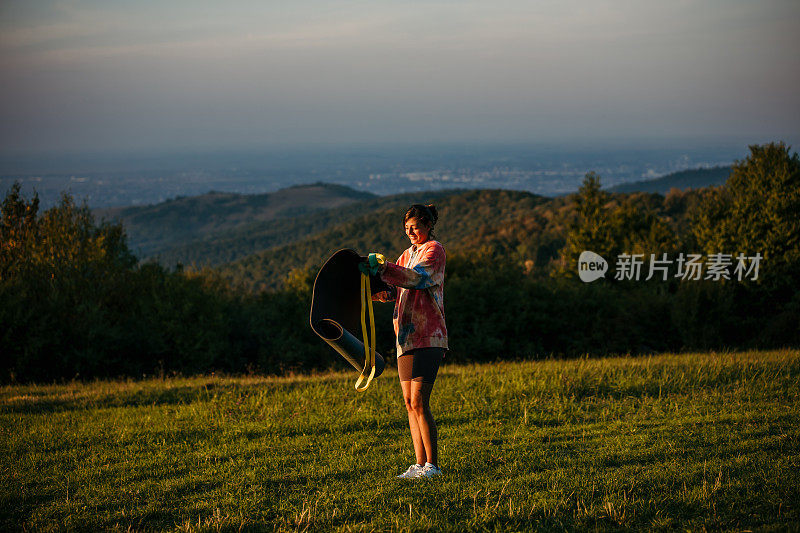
[405,217,430,246]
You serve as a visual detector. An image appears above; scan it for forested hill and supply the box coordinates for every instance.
[607,166,732,194]
[218,187,702,292]
[4,141,797,381]
[94,182,376,258]
[145,188,464,268]
[92,166,727,269]
[219,189,551,292]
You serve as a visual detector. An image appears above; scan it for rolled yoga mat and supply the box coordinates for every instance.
[309,248,387,379]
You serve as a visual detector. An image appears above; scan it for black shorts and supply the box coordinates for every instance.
[397,347,446,383]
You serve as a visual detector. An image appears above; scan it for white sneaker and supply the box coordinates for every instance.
[396,464,424,479]
[418,463,442,478]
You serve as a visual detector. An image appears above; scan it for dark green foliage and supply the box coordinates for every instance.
[691,142,800,292]
[0,183,398,382]
[1,183,340,382]
[555,172,678,280]
[1,184,143,381]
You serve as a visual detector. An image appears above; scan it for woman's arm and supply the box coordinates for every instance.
[380,244,445,290]
[372,285,397,302]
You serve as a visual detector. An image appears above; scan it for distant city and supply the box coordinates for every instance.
[0,143,748,209]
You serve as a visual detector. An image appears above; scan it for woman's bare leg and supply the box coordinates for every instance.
[410,380,438,466]
[401,380,426,465]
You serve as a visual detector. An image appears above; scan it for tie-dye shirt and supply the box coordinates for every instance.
[373,239,448,356]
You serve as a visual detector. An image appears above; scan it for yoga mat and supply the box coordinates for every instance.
[309,248,387,378]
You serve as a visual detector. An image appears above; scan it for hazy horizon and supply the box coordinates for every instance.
[1,1,797,156]
[1,142,748,209]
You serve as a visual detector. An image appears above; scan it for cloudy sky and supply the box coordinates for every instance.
[1,0,798,155]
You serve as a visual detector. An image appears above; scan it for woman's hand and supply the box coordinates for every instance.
[358,252,386,276]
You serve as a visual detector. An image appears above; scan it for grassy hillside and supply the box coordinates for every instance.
[219,189,557,291]
[90,173,716,280]
[95,167,721,270]
[86,174,714,291]
[2,349,797,531]
[217,187,704,292]
[149,189,464,268]
[607,166,731,194]
[94,182,376,258]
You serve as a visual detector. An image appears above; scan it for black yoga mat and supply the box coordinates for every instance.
[309,248,387,377]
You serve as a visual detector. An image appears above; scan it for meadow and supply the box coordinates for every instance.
[2,349,798,531]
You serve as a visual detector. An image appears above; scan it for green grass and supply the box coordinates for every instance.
[2,349,799,531]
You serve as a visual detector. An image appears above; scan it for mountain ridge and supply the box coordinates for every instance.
[94,182,376,258]
[95,166,724,283]
[148,188,466,268]
[606,166,731,194]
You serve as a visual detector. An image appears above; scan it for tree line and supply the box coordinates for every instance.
[1,142,797,382]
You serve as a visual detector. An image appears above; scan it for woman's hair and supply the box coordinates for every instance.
[404,203,439,239]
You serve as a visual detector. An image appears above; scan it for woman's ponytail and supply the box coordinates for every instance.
[424,204,438,224]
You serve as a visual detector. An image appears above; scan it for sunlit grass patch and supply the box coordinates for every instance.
[1,349,798,531]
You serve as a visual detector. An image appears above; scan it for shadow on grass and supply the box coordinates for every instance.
[0,378,320,415]
[1,384,210,414]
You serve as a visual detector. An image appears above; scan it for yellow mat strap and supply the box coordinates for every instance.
[354,273,377,392]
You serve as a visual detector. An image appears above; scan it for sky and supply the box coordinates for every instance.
[1,0,798,155]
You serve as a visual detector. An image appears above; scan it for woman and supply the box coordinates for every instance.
[361,203,447,479]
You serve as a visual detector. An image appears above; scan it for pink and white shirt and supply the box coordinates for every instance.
[373,239,448,356]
